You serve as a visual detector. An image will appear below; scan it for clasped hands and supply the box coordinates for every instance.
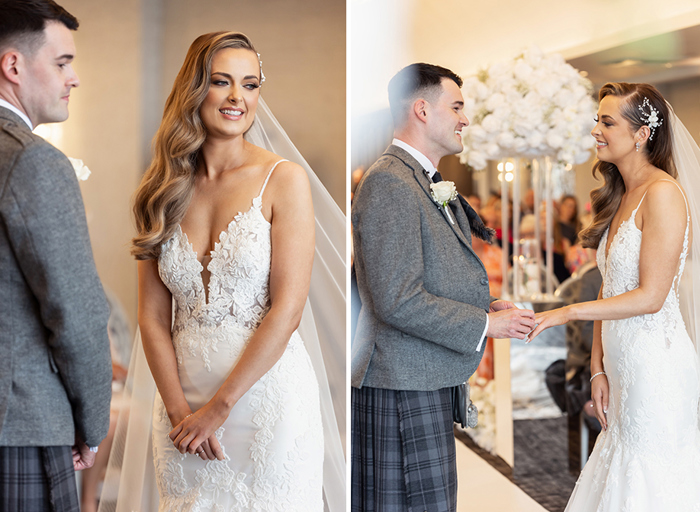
[487,302,574,343]
[168,399,228,461]
[486,300,536,340]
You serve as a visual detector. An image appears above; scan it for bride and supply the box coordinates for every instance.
[99,32,345,512]
[530,82,700,510]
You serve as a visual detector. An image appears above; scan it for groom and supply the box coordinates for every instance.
[351,63,535,511]
[0,1,112,509]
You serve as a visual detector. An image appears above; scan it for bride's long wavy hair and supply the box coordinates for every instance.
[131,32,261,260]
[579,82,675,249]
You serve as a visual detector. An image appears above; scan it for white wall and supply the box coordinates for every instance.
[351,0,700,116]
[59,0,144,329]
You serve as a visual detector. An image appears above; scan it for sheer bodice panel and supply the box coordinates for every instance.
[160,199,271,332]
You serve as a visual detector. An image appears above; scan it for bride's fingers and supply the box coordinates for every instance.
[209,435,224,461]
[169,422,184,441]
[200,440,215,461]
[527,324,543,342]
[175,430,196,454]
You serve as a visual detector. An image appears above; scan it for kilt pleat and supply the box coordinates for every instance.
[0,445,79,512]
[352,386,457,512]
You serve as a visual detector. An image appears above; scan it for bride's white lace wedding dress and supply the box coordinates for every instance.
[152,160,324,512]
[565,182,700,511]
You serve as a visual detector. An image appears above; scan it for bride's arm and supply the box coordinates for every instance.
[589,286,608,430]
[137,260,191,424]
[170,161,314,455]
[138,260,222,460]
[530,180,688,339]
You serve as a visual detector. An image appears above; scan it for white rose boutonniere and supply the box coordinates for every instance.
[68,157,91,181]
[430,180,458,224]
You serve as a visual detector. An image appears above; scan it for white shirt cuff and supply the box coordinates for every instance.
[476,313,489,352]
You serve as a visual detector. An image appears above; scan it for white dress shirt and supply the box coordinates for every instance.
[0,98,33,130]
[391,138,489,352]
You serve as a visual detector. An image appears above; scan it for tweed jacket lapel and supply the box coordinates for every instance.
[383,145,473,249]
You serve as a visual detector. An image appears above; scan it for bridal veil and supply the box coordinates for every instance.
[98,98,346,512]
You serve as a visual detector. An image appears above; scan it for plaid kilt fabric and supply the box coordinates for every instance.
[351,386,457,512]
[0,446,79,512]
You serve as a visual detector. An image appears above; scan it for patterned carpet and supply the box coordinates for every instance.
[457,417,580,512]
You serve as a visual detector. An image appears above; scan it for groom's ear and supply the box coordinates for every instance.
[0,52,22,85]
[413,99,428,124]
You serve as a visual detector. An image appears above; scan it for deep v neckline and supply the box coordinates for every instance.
[604,207,641,263]
[174,159,285,305]
[604,191,649,262]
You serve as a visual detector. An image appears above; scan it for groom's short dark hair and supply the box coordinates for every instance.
[0,0,78,56]
[388,63,463,126]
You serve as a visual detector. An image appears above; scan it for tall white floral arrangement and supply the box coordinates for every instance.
[459,46,596,170]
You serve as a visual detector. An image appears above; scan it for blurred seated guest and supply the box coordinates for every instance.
[492,198,514,255]
[558,194,581,245]
[579,200,593,233]
[544,262,602,470]
[466,193,481,213]
[520,212,571,284]
[566,245,596,275]
[472,231,506,381]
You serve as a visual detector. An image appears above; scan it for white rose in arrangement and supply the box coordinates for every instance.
[485,92,506,111]
[485,142,501,158]
[68,157,91,181]
[466,150,487,170]
[546,131,565,149]
[481,114,502,134]
[468,124,488,143]
[496,132,515,149]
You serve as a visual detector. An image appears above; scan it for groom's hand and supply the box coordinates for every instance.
[72,439,97,471]
[486,306,535,339]
[489,300,517,312]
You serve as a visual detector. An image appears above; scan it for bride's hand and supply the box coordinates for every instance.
[590,373,609,431]
[169,399,228,461]
[528,306,572,342]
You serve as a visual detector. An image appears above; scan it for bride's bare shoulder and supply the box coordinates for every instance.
[643,176,688,224]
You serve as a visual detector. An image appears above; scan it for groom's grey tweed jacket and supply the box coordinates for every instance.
[352,145,491,390]
[0,107,111,447]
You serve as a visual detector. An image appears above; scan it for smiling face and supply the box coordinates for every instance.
[425,78,469,158]
[591,95,640,164]
[19,22,79,126]
[199,48,261,140]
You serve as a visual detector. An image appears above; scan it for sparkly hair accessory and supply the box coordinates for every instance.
[257,53,266,84]
[638,97,662,140]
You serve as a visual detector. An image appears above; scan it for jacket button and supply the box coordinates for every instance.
[480,278,488,285]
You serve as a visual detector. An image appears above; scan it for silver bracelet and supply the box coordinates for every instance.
[590,371,606,382]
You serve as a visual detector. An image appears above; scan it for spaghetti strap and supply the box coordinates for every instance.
[257,159,288,199]
[634,190,649,212]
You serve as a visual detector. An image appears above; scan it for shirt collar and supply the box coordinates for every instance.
[392,138,437,178]
[0,99,33,130]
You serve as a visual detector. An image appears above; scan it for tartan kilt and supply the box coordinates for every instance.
[0,445,79,512]
[351,386,457,512]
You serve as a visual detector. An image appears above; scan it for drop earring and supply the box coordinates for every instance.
[635,142,640,152]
